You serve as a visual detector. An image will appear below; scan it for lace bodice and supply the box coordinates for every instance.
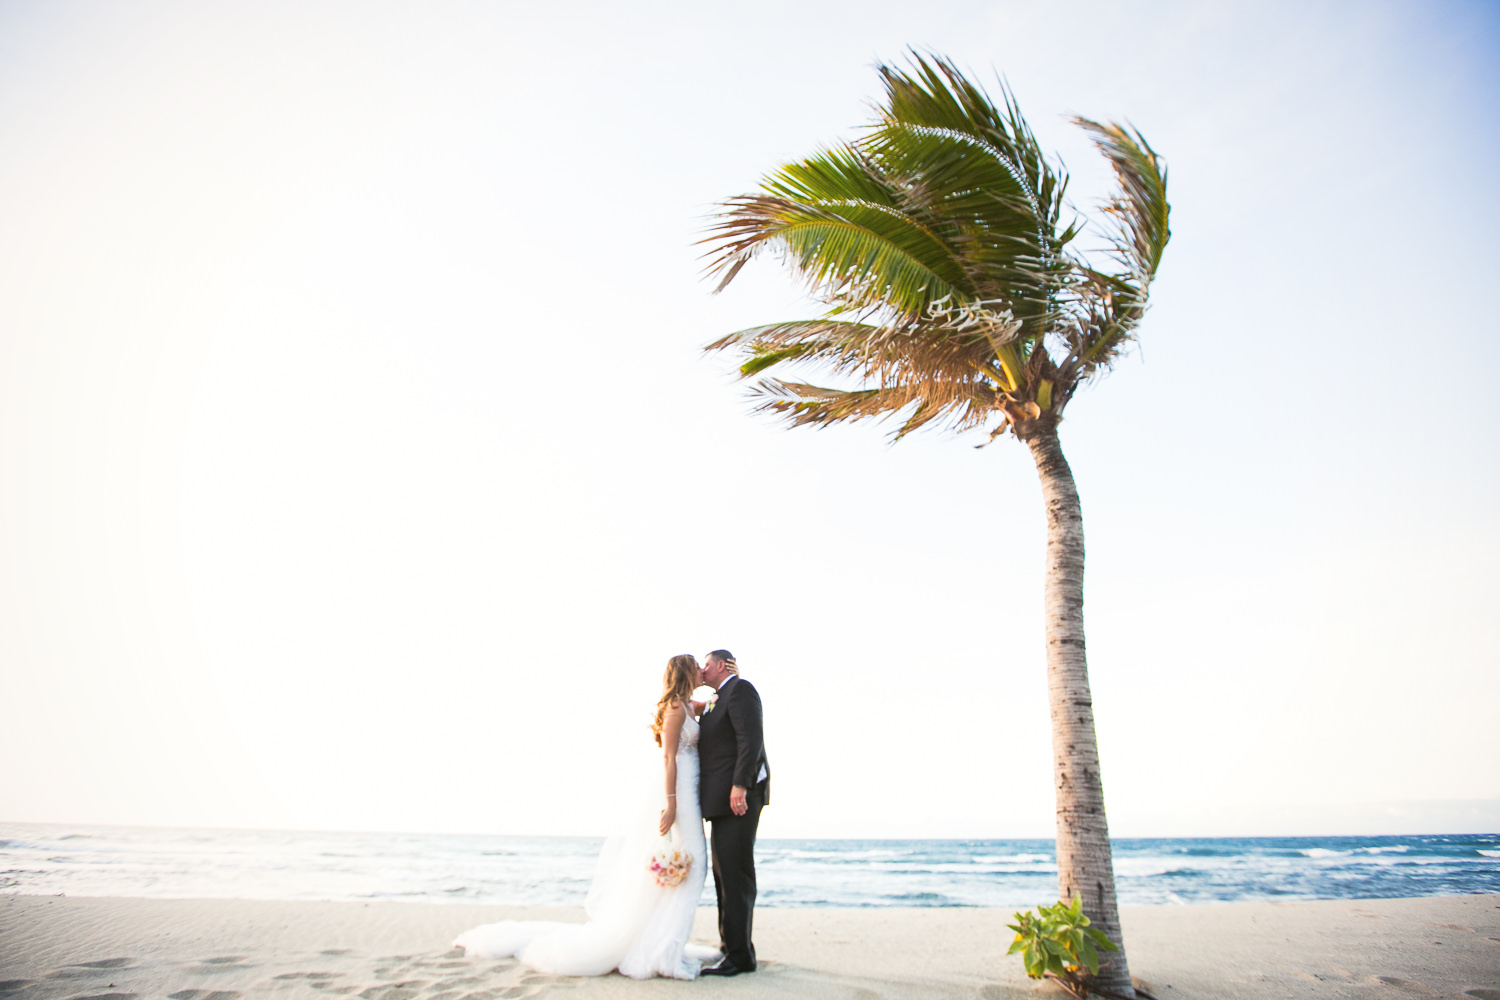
[676,708,699,755]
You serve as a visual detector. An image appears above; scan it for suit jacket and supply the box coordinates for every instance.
[697,675,770,819]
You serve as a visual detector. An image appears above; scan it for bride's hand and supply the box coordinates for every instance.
[658,804,677,836]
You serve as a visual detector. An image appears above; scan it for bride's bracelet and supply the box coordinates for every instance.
[666,794,676,798]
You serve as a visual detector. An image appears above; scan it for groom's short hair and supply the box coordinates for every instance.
[707,649,735,664]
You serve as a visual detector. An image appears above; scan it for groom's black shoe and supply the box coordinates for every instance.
[701,961,750,977]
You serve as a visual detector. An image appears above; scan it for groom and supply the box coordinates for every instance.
[697,649,769,976]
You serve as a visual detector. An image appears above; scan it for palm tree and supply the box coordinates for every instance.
[702,54,1169,998]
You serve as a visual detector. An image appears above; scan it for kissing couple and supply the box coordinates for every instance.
[454,650,770,979]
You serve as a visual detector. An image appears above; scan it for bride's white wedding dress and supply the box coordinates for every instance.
[454,710,718,980]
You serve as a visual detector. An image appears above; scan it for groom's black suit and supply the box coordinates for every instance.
[697,675,769,972]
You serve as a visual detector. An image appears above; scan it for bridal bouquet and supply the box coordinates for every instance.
[647,842,694,888]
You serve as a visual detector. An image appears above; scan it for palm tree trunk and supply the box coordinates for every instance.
[1027,426,1134,999]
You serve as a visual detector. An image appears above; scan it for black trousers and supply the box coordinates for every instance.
[708,800,763,971]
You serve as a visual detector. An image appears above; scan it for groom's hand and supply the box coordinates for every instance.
[730,786,748,816]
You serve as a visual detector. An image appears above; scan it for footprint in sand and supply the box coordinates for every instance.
[63,994,137,1000]
[1374,977,1440,994]
[169,990,242,1000]
[0,983,35,994]
[271,974,342,982]
[47,960,136,980]
[1464,991,1500,999]
[356,986,423,1000]
[185,958,252,974]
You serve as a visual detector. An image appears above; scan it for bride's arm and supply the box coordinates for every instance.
[659,702,685,836]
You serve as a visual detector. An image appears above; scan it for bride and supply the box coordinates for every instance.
[453,654,723,979]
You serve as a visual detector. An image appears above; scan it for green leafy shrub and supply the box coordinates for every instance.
[1007,896,1120,998]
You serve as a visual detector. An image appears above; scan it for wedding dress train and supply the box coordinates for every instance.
[454,711,717,980]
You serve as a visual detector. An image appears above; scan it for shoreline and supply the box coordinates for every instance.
[3,893,1498,998]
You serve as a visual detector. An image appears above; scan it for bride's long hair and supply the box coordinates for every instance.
[651,654,699,747]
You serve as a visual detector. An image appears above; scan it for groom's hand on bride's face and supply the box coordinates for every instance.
[730,786,748,816]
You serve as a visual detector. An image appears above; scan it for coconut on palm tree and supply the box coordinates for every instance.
[702,54,1169,998]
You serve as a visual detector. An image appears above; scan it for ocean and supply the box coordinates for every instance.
[2,824,1496,908]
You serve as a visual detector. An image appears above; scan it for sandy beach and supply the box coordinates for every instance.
[2,894,1497,999]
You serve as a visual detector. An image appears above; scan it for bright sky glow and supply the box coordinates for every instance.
[1,0,1497,839]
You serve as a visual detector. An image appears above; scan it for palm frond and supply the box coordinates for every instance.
[866,123,1039,227]
[704,319,883,355]
[704,161,974,314]
[871,54,1077,340]
[759,143,894,205]
[711,317,1014,392]
[748,376,995,440]
[864,122,1067,305]
[876,54,1071,246]
[1072,118,1170,286]
[705,319,884,378]
[1056,118,1171,381]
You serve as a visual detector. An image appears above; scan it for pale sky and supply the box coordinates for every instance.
[1,0,1496,841]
